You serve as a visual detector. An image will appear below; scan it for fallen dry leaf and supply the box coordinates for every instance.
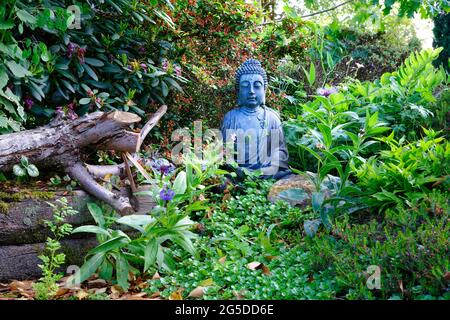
[169,289,184,300]
[9,280,33,292]
[233,290,247,300]
[188,286,205,298]
[91,288,107,295]
[246,261,271,275]
[87,279,108,289]
[149,291,161,299]
[55,287,70,297]
[246,261,262,270]
[75,290,89,300]
[119,292,148,300]
[110,285,124,299]
[0,283,9,293]
[218,256,226,264]
[152,272,161,280]
[261,264,271,275]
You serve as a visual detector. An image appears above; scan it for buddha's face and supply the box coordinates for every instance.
[238,74,265,108]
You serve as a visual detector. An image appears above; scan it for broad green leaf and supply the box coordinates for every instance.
[366,111,379,128]
[312,191,325,212]
[13,164,26,177]
[144,238,158,271]
[20,156,29,167]
[6,61,31,78]
[72,225,110,237]
[89,236,128,255]
[26,164,39,177]
[299,145,322,162]
[87,202,105,227]
[172,171,187,195]
[304,219,321,237]
[163,77,183,92]
[116,253,130,290]
[161,80,169,97]
[16,9,36,25]
[317,124,332,149]
[69,252,105,285]
[172,235,196,256]
[84,57,104,67]
[98,259,113,281]
[79,97,91,105]
[116,215,156,232]
[0,21,14,30]
[82,63,98,81]
[0,66,8,89]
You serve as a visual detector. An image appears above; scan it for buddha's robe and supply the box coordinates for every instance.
[221,105,291,179]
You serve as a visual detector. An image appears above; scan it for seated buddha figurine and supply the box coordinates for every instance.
[221,59,291,180]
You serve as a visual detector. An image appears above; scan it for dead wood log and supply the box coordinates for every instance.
[0,238,98,281]
[0,187,155,245]
[0,106,167,214]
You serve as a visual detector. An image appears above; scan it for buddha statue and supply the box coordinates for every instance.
[221,59,291,180]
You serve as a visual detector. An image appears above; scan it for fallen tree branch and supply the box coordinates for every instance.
[0,106,167,214]
[67,162,133,215]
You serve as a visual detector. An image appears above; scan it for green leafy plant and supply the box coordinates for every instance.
[70,141,227,290]
[12,155,39,178]
[354,128,450,212]
[1,0,181,133]
[33,197,77,300]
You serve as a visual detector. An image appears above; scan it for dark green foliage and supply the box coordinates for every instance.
[308,190,449,299]
[145,179,335,300]
[433,12,450,71]
[0,0,180,133]
[325,25,421,82]
[355,129,450,212]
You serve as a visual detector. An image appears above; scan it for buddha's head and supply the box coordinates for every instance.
[235,59,268,108]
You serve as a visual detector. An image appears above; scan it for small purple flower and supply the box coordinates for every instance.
[55,106,65,116]
[159,187,175,202]
[55,104,78,120]
[138,46,146,54]
[161,59,169,72]
[68,109,78,120]
[77,47,86,64]
[317,86,338,97]
[67,42,77,58]
[174,65,182,77]
[24,96,34,110]
[140,63,148,72]
[148,158,175,175]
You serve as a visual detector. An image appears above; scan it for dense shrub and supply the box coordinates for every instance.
[308,190,449,299]
[0,0,180,133]
[325,24,422,82]
[160,0,261,132]
[433,12,450,71]
[284,48,447,171]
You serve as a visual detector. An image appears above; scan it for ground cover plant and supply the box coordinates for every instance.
[0,0,449,301]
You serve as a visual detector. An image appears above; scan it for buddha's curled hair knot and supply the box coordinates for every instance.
[235,58,268,93]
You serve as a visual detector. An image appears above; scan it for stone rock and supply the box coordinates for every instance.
[267,172,340,208]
